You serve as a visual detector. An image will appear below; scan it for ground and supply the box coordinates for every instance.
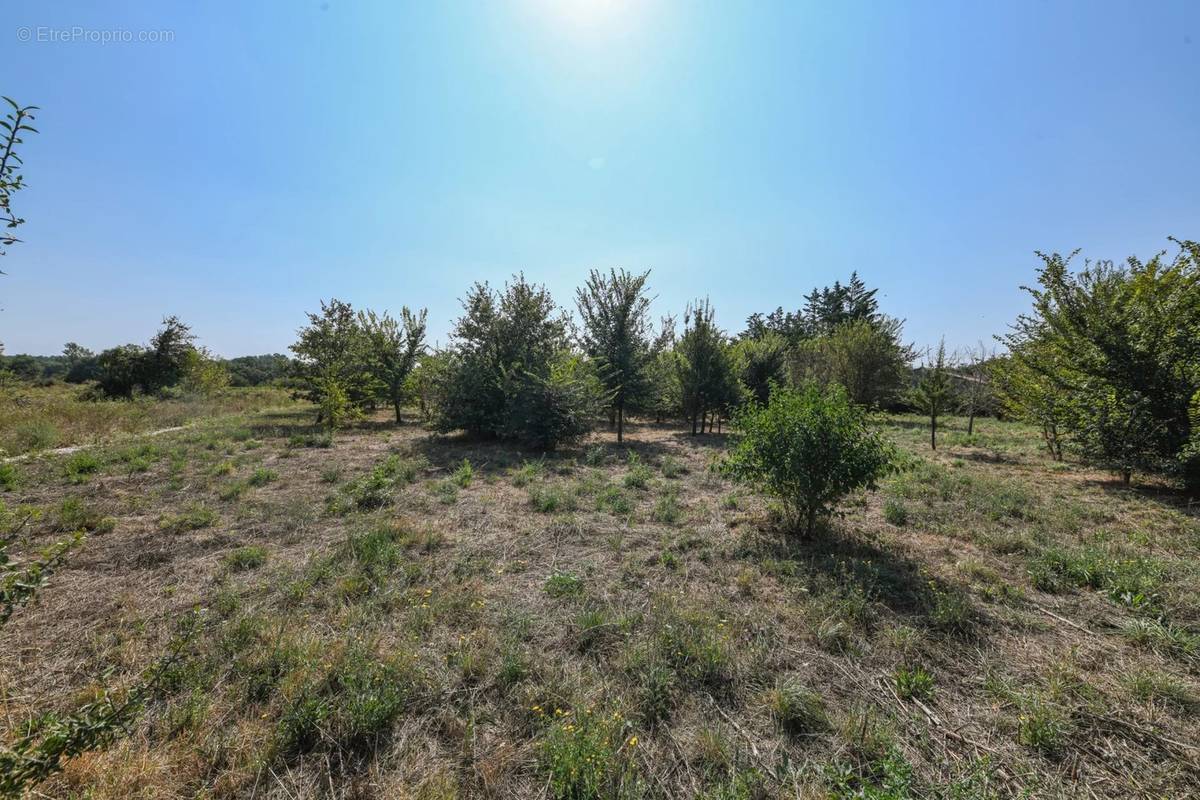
[1,393,1198,799]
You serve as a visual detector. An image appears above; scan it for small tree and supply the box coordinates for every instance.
[675,299,741,435]
[736,331,789,407]
[290,299,375,423]
[724,383,893,536]
[909,340,955,450]
[959,342,994,436]
[575,268,655,442]
[360,307,427,423]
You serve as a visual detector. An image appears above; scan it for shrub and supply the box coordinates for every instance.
[651,489,682,525]
[430,277,603,450]
[158,504,218,533]
[529,485,575,513]
[248,467,278,487]
[451,459,473,487]
[63,451,102,482]
[724,383,894,536]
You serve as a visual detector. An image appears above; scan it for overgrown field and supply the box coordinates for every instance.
[2,396,1199,798]
[0,384,294,458]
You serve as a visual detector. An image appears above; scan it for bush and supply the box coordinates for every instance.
[724,383,894,536]
[430,277,602,450]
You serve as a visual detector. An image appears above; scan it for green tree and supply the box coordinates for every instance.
[360,307,427,423]
[799,318,911,408]
[575,268,656,442]
[432,275,600,449]
[735,331,789,407]
[675,299,741,435]
[724,382,893,536]
[909,340,955,450]
[290,299,374,425]
[1002,241,1200,486]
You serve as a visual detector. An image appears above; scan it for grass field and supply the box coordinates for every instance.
[2,392,1199,798]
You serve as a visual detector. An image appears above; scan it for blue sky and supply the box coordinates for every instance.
[3,0,1198,357]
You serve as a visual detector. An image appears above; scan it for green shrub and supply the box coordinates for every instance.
[54,498,114,533]
[724,383,893,536]
[623,452,653,490]
[63,451,102,482]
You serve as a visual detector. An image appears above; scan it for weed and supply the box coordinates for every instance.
[529,485,576,513]
[538,706,639,800]
[452,458,473,487]
[651,489,683,525]
[545,571,584,598]
[882,498,909,526]
[158,504,218,534]
[224,546,268,571]
[0,463,17,491]
[248,467,278,486]
[623,452,653,490]
[511,460,545,487]
[1017,697,1070,757]
[660,456,686,478]
[893,665,935,700]
[53,497,115,533]
[320,466,342,483]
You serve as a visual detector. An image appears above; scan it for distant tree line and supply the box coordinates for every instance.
[287,270,918,451]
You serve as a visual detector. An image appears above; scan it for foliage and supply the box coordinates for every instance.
[734,331,788,407]
[799,318,912,408]
[675,299,742,434]
[290,299,376,422]
[0,97,38,267]
[224,353,293,387]
[359,307,427,423]
[908,340,955,450]
[431,275,601,449]
[743,272,881,344]
[95,317,207,399]
[1001,241,1200,486]
[724,382,893,535]
[576,268,658,441]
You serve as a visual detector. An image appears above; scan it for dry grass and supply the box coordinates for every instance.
[0,383,295,457]
[2,399,1199,799]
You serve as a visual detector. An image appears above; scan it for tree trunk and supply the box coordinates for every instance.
[617,403,624,443]
[967,408,976,436]
[394,397,403,424]
[930,414,937,450]
[805,506,817,538]
[1122,469,1132,485]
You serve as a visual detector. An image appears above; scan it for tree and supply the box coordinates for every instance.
[675,299,741,435]
[798,318,911,408]
[575,268,656,442]
[290,299,374,424]
[735,332,789,407]
[0,98,38,270]
[909,340,955,450]
[431,275,600,449]
[959,342,995,437]
[723,383,894,536]
[989,347,1068,460]
[360,307,427,423]
[1001,241,1200,487]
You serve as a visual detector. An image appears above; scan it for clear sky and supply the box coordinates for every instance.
[3,1,1198,357]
